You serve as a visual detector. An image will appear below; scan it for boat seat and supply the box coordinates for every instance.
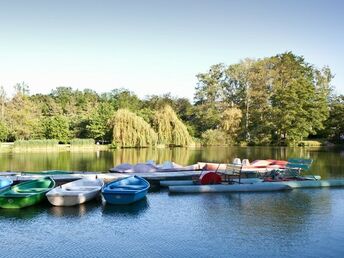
[109,185,145,190]
[65,187,98,191]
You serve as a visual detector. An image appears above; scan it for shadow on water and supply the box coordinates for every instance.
[101,198,149,217]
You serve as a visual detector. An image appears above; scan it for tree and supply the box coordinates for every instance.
[107,88,142,111]
[270,52,329,144]
[5,86,43,140]
[110,109,157,147]
[322,95,344,143]
[220,107,243,143]
[201,129,228,146]
[43,115,70,143]
[0,121,8,142]
[153,105,193,146]
[87,102,114,142]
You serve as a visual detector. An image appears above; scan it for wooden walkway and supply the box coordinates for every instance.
[0,170,202,183]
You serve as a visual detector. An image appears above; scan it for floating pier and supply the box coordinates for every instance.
[168,179,344,193]
[169,183,292,193]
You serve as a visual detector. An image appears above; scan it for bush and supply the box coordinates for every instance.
[70,138,95,146]
[201,129,228,146]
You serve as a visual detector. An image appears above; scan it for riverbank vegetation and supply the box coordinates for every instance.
[0,52,343,147]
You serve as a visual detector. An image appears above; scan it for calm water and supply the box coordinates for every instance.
[1,147,344,257]
[1,146,344,178]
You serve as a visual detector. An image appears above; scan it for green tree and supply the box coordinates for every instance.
[153,105,193,146]
[87,102,114,142]
[43,115,70,143]
[220,107,243,143]
[111,109,157,147]
[322,95,344,143]
[270,52,329,144]
[5,86,43,140]
[201,129,228,146]
[0,121,8,142]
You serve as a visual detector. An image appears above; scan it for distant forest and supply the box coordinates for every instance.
[0,52,343,147]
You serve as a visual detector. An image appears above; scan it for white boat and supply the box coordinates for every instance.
[46,178,104,206]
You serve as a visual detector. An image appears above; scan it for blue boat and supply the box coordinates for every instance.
[0,178,13,192]
[102,176,150,205]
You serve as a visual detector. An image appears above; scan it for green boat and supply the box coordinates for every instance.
[0,177,56,209]
[23,170,73,175]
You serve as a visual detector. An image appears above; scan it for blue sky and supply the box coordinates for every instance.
[0,0,343,99]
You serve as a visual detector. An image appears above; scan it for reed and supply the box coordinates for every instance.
[13,140,59,149]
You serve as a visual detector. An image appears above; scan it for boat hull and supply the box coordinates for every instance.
[0,192,47,209]
[102,189,148,204]
[0,177,55,209]
[47,190,100,206]
[102,176,150,205]
[46,178,103,206]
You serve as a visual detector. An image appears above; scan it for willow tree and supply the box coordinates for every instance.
[111,109,157,148]
[153,105,193,146]
[220,107,243,143]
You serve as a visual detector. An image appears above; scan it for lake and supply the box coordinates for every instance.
[0,147,344,257]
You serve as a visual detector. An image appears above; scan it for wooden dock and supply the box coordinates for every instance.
[0,170,202,184]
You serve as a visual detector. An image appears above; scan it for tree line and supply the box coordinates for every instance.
[0,51,343,147]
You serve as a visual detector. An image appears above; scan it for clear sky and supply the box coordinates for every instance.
[0,0,343,99]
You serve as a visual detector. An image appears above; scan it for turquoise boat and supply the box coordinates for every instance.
[102,176,150,205]
[0,178,13,191]
[0,177,56,209]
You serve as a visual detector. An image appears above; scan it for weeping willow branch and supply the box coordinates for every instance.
[153,105,193,146]
[111,109,157,147]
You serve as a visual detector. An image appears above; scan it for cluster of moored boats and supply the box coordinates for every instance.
[1,157,344,209]
[0,176,149,209]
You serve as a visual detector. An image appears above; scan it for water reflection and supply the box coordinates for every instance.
[0,205,45,220]
[0,146,343,178]
[48,201,99,218]
[102,198,149,217]
[225,189,332,233]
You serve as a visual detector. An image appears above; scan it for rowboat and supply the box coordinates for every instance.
[0,177,13,191]
[23,170,73,175]
[46,178,104,206]
[102,176,150,205]
[0,177,55,209]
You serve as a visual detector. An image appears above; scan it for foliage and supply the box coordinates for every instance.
[269,52,329,145]
[297,140,324,147]
[153,105,193,146]
[220,107,243,143]
[0,51,339,147]
[70,138,95,146]
[111,109,157,147]
[43,115,70,143]
[201,129,228,146]
[13,139,58,148]
[321,95,344,143]
[86,102,114,142]
[0,121,8,142]
[5,93,43,140]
